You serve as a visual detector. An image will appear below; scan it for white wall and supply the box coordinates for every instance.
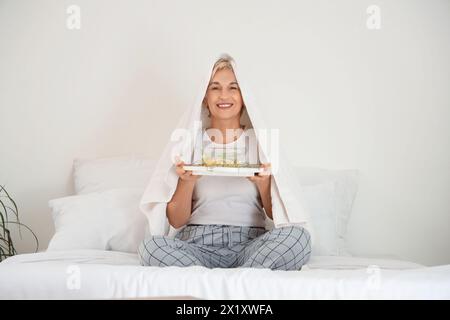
[0,0,449,266]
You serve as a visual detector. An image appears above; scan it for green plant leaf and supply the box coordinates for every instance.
[0,237,13,261]
[0,246,6,262]
[5,221,39,253]
[0,199,6,238]
[0,185,20,221]
[0,185,38,260]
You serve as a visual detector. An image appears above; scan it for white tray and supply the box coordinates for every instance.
[183,165,263,177]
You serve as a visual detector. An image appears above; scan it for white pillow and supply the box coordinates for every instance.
[47,188,147,253]
[301,181,338,256]
[295,166,360,256]
[73,154,156,194]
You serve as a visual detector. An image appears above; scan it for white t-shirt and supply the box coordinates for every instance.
[187,128,267,227]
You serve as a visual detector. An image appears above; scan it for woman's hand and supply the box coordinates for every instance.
[247,163,273,219]
[175,157,202,183]
[247,163,271,189]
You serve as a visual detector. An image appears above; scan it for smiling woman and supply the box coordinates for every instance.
[137,54,312,271]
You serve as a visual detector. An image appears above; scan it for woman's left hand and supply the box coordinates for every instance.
[247,163,271,189]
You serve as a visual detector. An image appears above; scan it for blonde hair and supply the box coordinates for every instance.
[211,55,235,78]
[202,54,245,116]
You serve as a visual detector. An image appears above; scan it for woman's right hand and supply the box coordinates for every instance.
[175,158,202,182]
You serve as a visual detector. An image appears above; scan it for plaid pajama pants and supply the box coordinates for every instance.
[138,224,311,271]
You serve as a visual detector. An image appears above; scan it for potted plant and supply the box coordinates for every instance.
[0,184,39,262]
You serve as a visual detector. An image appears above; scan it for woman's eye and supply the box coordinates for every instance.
[210,87,219,90]
[231,87,238,90]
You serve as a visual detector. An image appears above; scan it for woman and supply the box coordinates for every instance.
[138,57,311,270]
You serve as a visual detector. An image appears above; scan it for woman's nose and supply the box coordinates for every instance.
[219,88,231,99]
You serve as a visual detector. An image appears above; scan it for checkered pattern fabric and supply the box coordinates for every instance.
[138,224,311,270]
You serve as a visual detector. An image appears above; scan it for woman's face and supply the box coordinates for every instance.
[205,68,243,121]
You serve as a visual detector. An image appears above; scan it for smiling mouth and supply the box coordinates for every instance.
[216,103,233,109]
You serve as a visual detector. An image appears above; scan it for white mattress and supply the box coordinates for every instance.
[1,250,449,299]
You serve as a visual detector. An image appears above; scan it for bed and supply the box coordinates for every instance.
[1,249,449,299]
[2,155,449,299]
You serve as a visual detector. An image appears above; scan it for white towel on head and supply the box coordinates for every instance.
[139,53,315,242]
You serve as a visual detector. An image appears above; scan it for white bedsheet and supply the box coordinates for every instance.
[1,250,449,299]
